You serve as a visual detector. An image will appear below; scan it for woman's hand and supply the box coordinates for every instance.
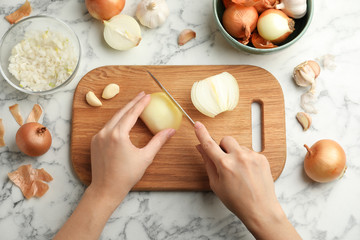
[55,92,175,240]
[89,91,175,206]
[194,121,301,240]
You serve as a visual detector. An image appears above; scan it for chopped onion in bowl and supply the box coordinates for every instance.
[8,30,77,92]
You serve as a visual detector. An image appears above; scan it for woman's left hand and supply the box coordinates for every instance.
[89,91,176,206]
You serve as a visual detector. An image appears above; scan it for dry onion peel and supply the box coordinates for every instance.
[257,9,295,44]
[304,139,347,183]
[8,164,53,199]
[251,31,277,49]
[26,104,43,123]
[5,0,32,24]
[232,0,277,13]
[191,72,239,118]
[0,119,5,147]
[9,104,24,126]
[104,14,142,51]
[222,0,235,8]
[222,5,258,43]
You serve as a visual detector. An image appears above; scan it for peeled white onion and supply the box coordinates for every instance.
[140,92,183,135]
[257,9,295,44]
[103,14,142,51]
[191,72,239,118]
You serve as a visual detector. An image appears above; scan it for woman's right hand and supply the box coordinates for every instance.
[194,121,301,240]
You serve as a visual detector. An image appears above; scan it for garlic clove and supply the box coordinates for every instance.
[293,60,320,88]
[296,112,311,131]
[178,29,196,46]
[103,14,142,51]
[102,83,120,99]
[307,60,321,78]
[276,0,307,19]
[86,91,102,107]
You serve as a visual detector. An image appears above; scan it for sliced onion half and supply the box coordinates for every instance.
[103,14,142,51]
[191,72,239,118]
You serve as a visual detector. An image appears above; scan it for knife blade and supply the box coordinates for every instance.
[147,70,195,125]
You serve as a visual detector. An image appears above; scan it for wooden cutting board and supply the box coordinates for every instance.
[71,65,286,191]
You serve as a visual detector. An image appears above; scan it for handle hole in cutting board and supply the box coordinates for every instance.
[251,101,263,152]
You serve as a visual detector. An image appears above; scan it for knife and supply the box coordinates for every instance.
[146,70,195,125]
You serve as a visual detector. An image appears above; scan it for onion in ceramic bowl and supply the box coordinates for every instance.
[213,0,314,54]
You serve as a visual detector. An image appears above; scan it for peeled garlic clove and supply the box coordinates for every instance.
[86,91,102,107]
[102,83,120,99]
[293,60,320,87]
[178,29,196,46]
[104,14,142,51]
[296,112,311,131]
[136,0,169,28]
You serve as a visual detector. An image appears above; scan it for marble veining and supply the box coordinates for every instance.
[1,0,360,239]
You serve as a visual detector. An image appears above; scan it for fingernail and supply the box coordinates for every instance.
[167,129,176,138]
[138,91,145,96]
[194,121,202,129]
[195,144,202,151]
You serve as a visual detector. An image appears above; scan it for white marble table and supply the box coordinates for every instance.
[1,0,360,239]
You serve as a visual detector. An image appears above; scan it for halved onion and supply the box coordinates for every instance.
[103,14,142,51]
[191,72,239,118]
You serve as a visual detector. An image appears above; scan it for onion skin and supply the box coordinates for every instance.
[16,122,52,157]
[85,0,125,21]
[304,139,347,183]
[232,0,277,13]
[222,5,258,42]
[251,31,277,49]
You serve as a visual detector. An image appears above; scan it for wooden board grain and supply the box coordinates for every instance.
[71,65,286,191]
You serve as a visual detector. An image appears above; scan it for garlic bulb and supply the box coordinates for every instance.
[103,14,142,51]
[293,60,320,92]
[276,0,307,19]
[136,0,169,28]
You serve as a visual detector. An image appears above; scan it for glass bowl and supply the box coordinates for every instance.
[0,15,81,95]
[213,0,314,54]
